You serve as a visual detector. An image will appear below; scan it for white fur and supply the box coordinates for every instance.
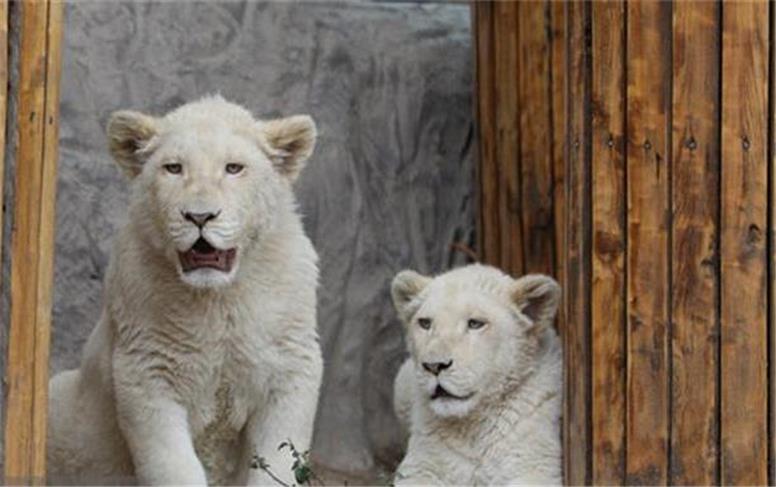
[391,264,563,485]
[47,96,323,485]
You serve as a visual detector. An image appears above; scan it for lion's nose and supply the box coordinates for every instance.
[183,211,220,228]
[422,360,453,376]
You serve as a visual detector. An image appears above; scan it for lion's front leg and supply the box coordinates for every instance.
[244,364,322,486]
[113,357,207,485]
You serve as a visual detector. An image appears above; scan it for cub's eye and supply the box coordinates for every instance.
[225,163,245,175]
[163,163,182,175]
[467,319,486,330]
[417,318,432,330]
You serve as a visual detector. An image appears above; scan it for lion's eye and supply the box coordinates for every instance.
[163,163,182,175]
[468,319,486,330]
[225,163,245,175]
[417,318,432,330]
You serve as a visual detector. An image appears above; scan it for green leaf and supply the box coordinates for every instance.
[294,464,311,484]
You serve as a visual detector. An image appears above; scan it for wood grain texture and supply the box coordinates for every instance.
[590,1,626,483]
[517,0,554,276]
[771,3,776,482]
[625,1,671,484]
[0,0,8,276]
[670,2,720,484]
[563,1,591,484]
[549,0,565,327]
[5,0,63,482]
[474,2,500,266]
[493,0,522,275]
[720,1,769,484]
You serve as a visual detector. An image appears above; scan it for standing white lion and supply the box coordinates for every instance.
[391,264,562,485]
[47,96,323,485]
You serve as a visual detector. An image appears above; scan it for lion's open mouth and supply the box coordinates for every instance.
[178,238,236,273]
[430,385,474,401]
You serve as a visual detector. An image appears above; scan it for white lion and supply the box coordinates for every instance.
[391,264,562,485]
[47,96,323,485]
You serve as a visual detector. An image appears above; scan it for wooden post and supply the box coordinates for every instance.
[719,1,769,484]
[4,0,63,483]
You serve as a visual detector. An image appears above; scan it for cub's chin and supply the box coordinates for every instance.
[179,266,238,288]
[175,237,239,289]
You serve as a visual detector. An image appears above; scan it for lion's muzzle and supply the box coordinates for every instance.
[178,237,236,273]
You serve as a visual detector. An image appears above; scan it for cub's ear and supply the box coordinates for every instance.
[511,274,561,331]
[107,110,159,178]
[391,270,432,322]
[261,115,317,182]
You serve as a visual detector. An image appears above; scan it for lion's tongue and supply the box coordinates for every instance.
[179,239,236,273]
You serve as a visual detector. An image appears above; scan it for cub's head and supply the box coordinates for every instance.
[107,96,316,288]
[391,265,560,418]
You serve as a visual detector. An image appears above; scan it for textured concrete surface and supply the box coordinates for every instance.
[44,0,474,478]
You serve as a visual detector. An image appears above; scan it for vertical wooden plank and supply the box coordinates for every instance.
[564,1,591,484]
[720,1,769,484]
[590,1,626,483]
[549,0,566,315]
[474,2,500,266]
[767,4,776,485]
[0,0,8,269]
[625,1,671,484]
[34,0,63,478]
[518,0,554,276]
[771,2,776,483]
[493,0,522,275]
[4,0,63,483]
[670,2,720,484]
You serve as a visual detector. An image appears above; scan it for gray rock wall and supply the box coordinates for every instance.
[50,0,474,479]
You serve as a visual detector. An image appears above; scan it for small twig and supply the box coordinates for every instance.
[252,455,292,487]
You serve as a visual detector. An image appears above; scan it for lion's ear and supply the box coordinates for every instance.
[511,274,561,331]
[391,270,432,322]
[261,115,317,182]
[107,110,159,178]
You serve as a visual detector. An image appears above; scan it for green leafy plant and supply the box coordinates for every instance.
[251,440,322,487]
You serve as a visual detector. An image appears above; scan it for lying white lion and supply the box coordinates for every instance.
[391,264,562,485]
[47,96,323,485]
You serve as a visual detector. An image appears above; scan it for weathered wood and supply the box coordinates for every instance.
[0,0,8,273]
[5,0,63,483]
[478,1,776,483]
[719,1,769,484]
[493,0,522,275]
[771,3,776,483]
[474,2,500,266]
[670,2,720,484]
[590,1,626,483]
[625,1,671,483]
[563,1,591,484]
[517,0,554,276]
[549,0,565,321]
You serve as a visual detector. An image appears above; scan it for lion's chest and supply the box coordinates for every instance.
[163,317,276,483]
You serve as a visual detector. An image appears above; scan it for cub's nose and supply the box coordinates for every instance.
[422,360,453,376]
[182,211,220,228]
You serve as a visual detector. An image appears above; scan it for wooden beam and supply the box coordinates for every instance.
[563,1,592,484]
[0,0,8,271]
[719,1,769,484]
[625,0,672,483]
[4,1,64,483]
[493,0,522,275]
[517,1,554,276]
[473,2,501,266]
[549,0,566,319]
[670,1,720,484]
[590,1,626,482]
